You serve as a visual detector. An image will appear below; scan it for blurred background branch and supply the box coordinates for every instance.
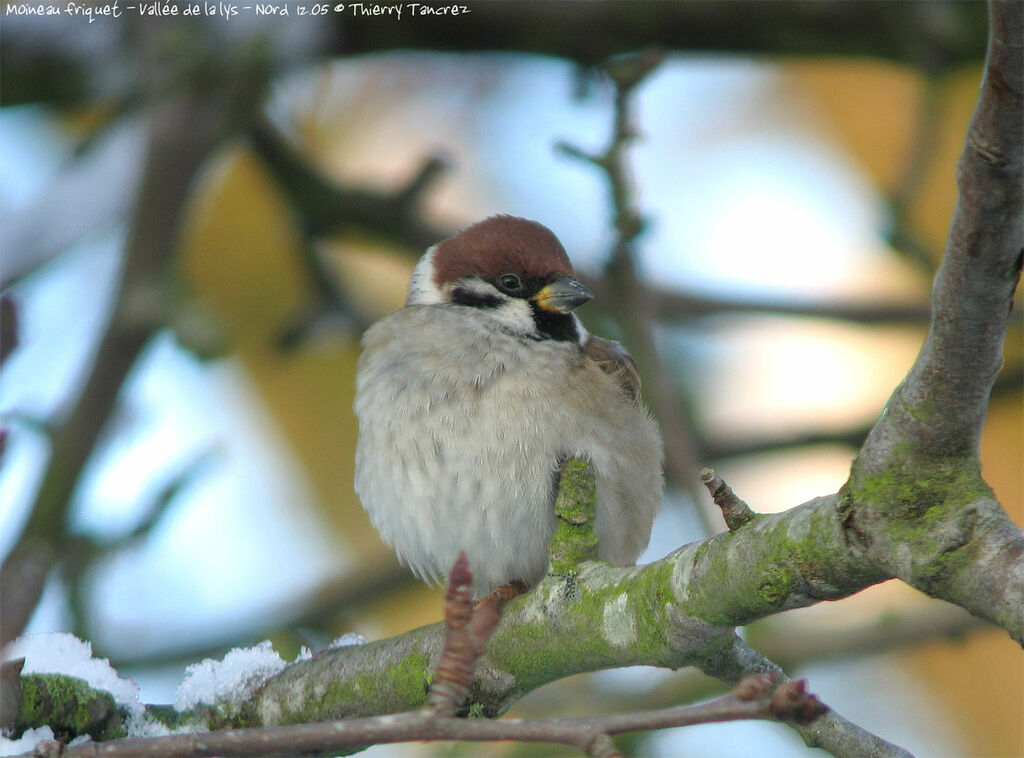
[0,18,253,646]
[329,1,989,69]
[557,49,712,529]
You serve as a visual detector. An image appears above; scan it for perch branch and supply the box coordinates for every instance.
[13,463,903,757]
[20,551,830,758]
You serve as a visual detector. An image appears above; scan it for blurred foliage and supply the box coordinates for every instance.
[179,147,443,634]
[180,147,389,563]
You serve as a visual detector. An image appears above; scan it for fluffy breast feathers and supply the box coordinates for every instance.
[353,304,663,594]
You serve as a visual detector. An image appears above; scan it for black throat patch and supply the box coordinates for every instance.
[450,283,580,343]
[529,304,580,342]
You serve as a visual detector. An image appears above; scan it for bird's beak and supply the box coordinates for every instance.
[531,275,594,313]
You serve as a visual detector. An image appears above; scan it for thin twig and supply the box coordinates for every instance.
[27,674,827,758]
[699,467,756,530]
[557,49,714,531]
[702,638,914,758]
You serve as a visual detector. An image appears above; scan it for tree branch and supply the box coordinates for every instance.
[16,518,841,758]
[586,278,936,325]
[13,463,911,757]
[242,473,1016,733]
[841,0,1024,641]
[861,0,1023,463]
[701,644,913,758]
[247,116,450,254]
[517,601,989,725]
[241,490,914,755]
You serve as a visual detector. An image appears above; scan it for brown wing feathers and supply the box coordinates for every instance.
[583,335,642,404]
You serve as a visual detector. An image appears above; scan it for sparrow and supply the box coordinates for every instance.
[353,215,663,596]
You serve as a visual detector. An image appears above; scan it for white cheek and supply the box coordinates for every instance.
[406,246,444,305]
[487,299,540,337]
[571,314,588,343]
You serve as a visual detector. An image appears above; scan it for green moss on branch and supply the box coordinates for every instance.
[18,674,126,742]
[548,458,600,574]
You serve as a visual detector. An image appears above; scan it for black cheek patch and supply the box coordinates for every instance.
[452,286,504,309]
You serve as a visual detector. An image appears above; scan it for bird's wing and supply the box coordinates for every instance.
[583,335,642,404]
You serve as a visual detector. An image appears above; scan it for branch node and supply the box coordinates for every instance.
[730,672,776,702]
[586,732,623,758]
[769,678,829,726]
[603,48,666,92]
[555,140,604,168]
[700,467,756,530]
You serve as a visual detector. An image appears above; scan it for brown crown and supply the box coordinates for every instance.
[432,215,575,286]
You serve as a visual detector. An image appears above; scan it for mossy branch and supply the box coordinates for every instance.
[548,458,600,575]
[14,557,845,758]
[12,674,126,743]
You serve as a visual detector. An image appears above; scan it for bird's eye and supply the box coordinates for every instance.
[498,273,523,293]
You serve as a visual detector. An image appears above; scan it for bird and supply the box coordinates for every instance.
[353,215,663,597]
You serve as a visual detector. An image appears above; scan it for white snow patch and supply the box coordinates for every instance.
[127,712,174,738]
[174,640,286,710]
[328,633,367,649]
[0,726,55,756]
[5,633,142,715]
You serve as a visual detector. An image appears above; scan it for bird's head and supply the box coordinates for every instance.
[407,215,593,342]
